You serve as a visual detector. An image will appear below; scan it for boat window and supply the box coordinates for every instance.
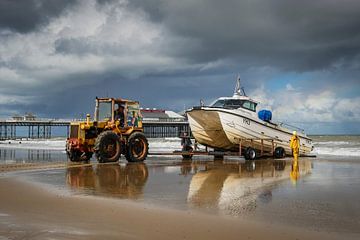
[224,99,243,109]
[211,99,257,111]
[211,100,225,108]
[242,101,257,112]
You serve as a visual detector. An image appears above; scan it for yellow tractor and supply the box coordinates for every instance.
[66,97,148,163]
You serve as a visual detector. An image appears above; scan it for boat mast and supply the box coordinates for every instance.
[233,75,247,97]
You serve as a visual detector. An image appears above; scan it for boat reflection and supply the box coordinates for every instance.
[66,163,148,199]
[187,159,312,215]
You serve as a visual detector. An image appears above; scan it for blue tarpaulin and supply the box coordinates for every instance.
[258,110,272,122]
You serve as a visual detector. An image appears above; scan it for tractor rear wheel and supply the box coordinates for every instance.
[94,131,121,163]
[125,132,148,162]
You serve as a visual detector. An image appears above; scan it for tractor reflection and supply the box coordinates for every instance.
[66,163,148,199]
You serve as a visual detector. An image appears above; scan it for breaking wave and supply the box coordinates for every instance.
[312,136,360,157]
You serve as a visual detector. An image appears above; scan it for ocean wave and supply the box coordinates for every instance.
[313,147,360,157]
[314,141,355,146]
[312,138,360,157]
[0,139,66,150]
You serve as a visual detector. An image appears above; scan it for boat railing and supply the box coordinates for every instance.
[278,122,305,133]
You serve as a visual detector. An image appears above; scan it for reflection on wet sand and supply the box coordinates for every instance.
[66,163,148,199]
[188,159,312,215]
[0,148,65,163]
[65,159,312,216]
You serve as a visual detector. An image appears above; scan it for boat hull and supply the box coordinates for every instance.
[187,108,235,150]
[217,109,313,155]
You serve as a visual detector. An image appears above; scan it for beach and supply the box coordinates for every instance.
[0,136,360,239]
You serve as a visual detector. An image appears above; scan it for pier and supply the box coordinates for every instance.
[0,120,190,140]
[0,120,69,140]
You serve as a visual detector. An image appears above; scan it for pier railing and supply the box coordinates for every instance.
[0,119,190,140]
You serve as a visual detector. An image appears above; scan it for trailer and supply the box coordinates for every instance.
[148,137,316,160]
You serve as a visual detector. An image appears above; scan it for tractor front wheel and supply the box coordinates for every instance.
[66,149,82,162]
[94,131,121,163]
[125,132,149,162]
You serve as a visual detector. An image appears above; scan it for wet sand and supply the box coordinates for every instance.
[0,175,352,240]
[1,157,360,240]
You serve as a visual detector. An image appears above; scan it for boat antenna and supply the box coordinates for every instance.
[233,74,247,97]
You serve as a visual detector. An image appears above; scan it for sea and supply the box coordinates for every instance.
[0,135,359,163]
[311,135,360,160]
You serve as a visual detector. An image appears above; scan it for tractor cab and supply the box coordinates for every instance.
[94,98,143,133]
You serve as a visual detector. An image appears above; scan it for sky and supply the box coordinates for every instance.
[0,0,360,134]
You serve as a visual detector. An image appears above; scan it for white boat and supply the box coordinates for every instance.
[186,77,313,159]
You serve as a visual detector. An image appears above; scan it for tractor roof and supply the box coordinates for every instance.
[96,97,139,104]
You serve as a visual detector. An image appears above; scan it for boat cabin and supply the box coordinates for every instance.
[210,97,257,112]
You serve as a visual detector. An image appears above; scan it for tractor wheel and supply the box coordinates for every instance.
[66,150,92,162]
[94,131,121,163]
[66,149,82,162]
[125,132,148,162]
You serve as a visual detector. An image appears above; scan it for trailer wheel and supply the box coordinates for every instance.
[94,131,121,163]
[244,147,257,160]
[126,132,148,162]
[182,146,193,160]
[213,149,224,161]
[274,147,285,159]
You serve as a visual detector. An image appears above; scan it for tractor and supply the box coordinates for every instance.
[66,97,148,163]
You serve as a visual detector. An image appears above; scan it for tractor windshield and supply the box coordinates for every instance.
[98,101,112,121]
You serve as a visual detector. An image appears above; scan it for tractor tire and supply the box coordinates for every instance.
[274,147,286,159]
[244,147,257,161]
[94,131,121,163]
[66,149,82,162]
[66,149,92,162]
[125,132,148,162]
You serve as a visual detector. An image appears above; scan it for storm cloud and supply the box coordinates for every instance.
[0,0,359,133]
[0,0,75,33]
[129,0,360,71]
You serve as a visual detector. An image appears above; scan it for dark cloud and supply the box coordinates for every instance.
[129,0,360,71]
[0,0,75,33]
[0,0,360,134]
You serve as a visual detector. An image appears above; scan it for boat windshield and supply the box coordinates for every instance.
[211,99,257,112]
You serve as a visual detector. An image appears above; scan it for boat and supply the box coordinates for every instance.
[186,77,313,159]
